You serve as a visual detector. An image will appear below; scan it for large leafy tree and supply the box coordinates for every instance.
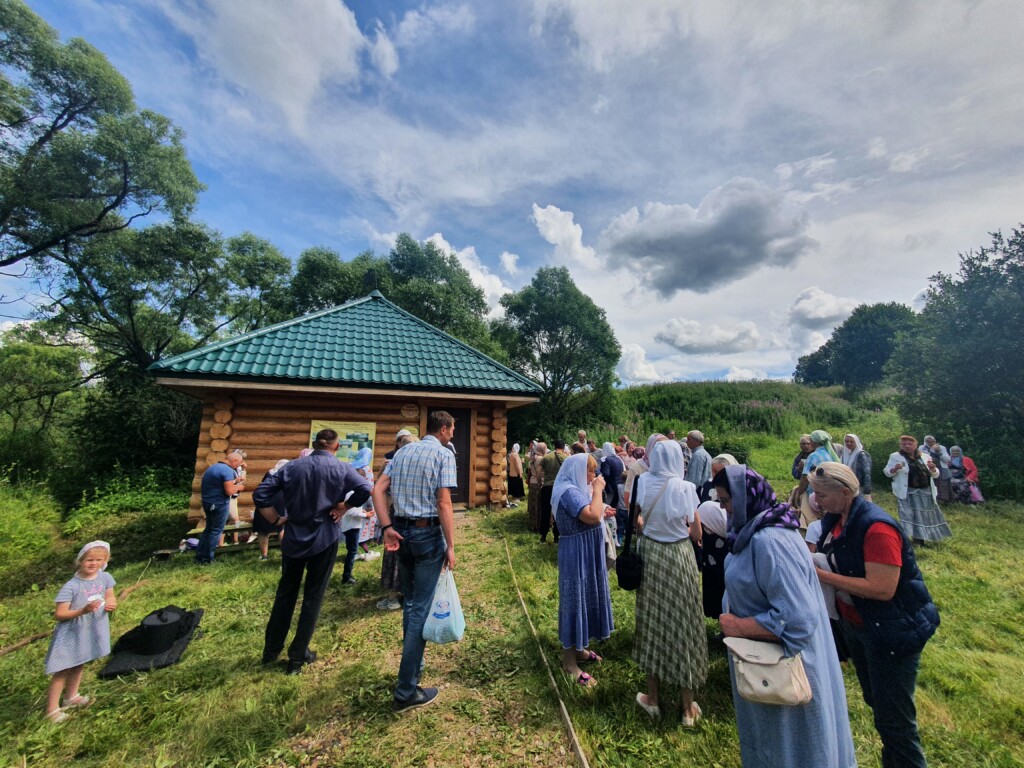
[494,266,620,431]
[794,302,916,390]
[886,228,1024,496]
[0,0,201,269]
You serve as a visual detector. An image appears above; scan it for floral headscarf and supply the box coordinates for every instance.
[715,465,800,553]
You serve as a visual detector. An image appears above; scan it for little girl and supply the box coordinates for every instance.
[44,541,117,723]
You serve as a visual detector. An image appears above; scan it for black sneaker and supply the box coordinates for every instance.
[286,650,317,675]
[392,686,439,713]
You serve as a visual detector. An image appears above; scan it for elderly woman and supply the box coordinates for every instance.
[922,436,952,502]
[623,434,666,509]
[632,440,707,724]
[948,446,983,504]
[884,435,951,546]
[811,462,939,768]
[716,465,856,768]
[600,442,626,544]
[841,433,873,502]
[507,443,525,503]
[527,442,547,532]
[552,453,615,686]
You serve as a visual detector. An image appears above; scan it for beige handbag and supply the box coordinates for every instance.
[723,637,813,706]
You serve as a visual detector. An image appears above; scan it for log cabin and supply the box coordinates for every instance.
[149,290,542,523]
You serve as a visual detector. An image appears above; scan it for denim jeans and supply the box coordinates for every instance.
[394,524,446,701]
[342,528,360,580]
[195,502,229,564]
[842,619,928,768]
[263,540,339,663]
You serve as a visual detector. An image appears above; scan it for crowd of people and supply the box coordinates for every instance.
[509,426,979,766]
[43,419,980,766]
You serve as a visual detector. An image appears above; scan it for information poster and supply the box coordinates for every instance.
[309,420,377,463]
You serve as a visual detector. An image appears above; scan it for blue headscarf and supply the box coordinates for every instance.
[351,447,373,470]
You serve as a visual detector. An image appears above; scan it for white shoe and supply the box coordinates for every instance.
[355,553,366,561]
[635,692,660,719]
[364,550,381,560]
[682,702,702,727]
[246,533,258,544]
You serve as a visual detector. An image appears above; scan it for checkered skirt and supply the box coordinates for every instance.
[633,536,709,689]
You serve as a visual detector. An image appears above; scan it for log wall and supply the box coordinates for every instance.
[188,389,511,522]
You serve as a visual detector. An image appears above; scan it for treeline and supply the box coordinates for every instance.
[795,227,1024,498]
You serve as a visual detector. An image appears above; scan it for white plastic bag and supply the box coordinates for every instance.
[422,569,466,644]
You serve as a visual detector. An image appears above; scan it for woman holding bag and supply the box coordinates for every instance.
[632,440,707,725]
[553,453,616,687]
[715,465,855,768]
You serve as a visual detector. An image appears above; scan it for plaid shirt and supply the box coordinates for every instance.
[384,435,457,518]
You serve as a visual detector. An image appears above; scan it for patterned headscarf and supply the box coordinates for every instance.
[714,465,800,553]
[810,430,840,462]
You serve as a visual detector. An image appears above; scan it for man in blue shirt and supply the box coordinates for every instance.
[196,451,246,564]
[685,430,712,487]
[255,429,372,674]
[372,410,457,712]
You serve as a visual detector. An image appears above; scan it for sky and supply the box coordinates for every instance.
[13,0,1024,383]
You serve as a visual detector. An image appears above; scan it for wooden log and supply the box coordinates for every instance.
[210,423,232,439]
[227,419,312,434]
[213,409,232,424]
[210,438,229,452]
[489,490,504,503]
[492,407,506,419]
[491,428,505,441]
[214,397,234,411]
[491,451,505,464]
[491,441,503,453]
[489,475,504,490]
[206,450,226,465]
[493,417,507,429]
[232,406,407,422]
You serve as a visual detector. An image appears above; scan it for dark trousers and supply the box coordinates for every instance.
[195,502,228,564]
[539,485,559,541]
[342,528,360,580]
[842,619,928,768]
[394,524,446,701]
[263,541,339,663]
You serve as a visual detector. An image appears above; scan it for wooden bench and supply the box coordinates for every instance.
[153,525,279,560]
[185,521,253,537]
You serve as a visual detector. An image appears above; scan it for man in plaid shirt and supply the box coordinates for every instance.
[372,410,457,712]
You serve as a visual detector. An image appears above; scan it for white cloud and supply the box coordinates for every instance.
[890,147,931,173]
[867,137,887,159]
[499,251,519,275]
[655,318,763,354]
[618,343,660,383]
[725,366,767,382]
[152,0,367,131]
[531,204,600,267]
[425,233,512,313]
[911,287,930,311]
[788,286,858,330]
[393,4,475,48]
[369,25,399,77]
[775,153,836,181]
[599,178,817,296]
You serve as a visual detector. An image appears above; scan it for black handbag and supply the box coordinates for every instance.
[616,477,643,590]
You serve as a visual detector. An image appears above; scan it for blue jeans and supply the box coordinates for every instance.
[394,524,446,701]
[195,502,229,564]
[842,619,928,768]
[342,528,360,580]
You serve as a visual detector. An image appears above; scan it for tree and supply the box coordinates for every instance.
[0,0,201,269]
[793,302,916,390]
[225,232,293,332]
[0,325,84,432]
[494,266,620,431]
[886,227,1024,497]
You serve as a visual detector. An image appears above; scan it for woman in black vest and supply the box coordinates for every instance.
[811,462,939,768]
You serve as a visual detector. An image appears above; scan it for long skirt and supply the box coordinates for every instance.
[634,537,708,689]
[897,488,952,542]
[527,483,542,531]
[508,475,525,498]
[935,476,952,503]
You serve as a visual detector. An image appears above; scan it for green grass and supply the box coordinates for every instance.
[2,404,1023,767]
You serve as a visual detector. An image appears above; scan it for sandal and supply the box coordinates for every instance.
[46,709,68,724]
[571,671,597,688]
[682,702,702,727]
[635,692,660,719]
[65,695,92,709]
[577,650,603,664]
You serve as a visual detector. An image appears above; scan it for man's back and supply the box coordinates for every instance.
[387,435,457,518]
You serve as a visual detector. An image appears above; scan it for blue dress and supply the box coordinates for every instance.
[556,486,614,650]
[724,526,856,768]
[44,572,115,674]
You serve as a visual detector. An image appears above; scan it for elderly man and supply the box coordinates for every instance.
[684,430,712,486]
[372,411,458,713]
[572,429,588,454]
[256,429,372,674]
[195,450,246,565]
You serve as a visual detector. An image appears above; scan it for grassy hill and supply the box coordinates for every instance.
[2,385,1021,767]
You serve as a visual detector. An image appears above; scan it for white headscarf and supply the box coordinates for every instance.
[696,500,728,539]
[637,440,698,526]
[76,540,111,568]
[512,443,520,454]
[639,433,667,470]
[602,442,616,459]
[842,433,864,468]
[550,453,592,519]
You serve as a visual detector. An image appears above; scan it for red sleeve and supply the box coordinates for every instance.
[964,457,978,482]
[863,522,902,566]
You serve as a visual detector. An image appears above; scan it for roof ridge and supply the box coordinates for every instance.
[151,294,374,370]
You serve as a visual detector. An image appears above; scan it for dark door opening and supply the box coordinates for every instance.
[444,407,472,505]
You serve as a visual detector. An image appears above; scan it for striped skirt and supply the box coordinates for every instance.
[897,488,952,542]
[633,536,709,689]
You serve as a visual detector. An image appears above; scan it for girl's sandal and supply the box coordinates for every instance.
[577,650,603,665]
[46,709,68,724]
[569,671,597,687]
[65,695,92,710]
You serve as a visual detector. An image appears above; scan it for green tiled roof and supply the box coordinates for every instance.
[149,291,543,396]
